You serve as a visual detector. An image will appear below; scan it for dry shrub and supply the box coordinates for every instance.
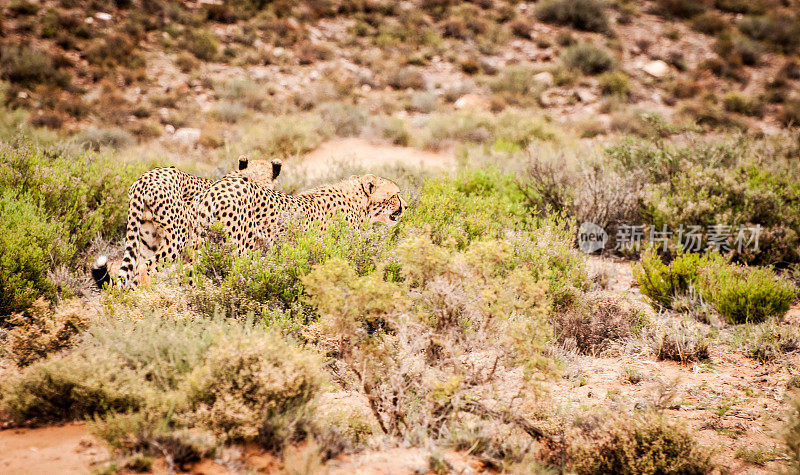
[518,152,640,247]
[302,230,561,442]
[647,319,710,363]
[554,291,650,355]
[4,298,93,367]
[569,412,713,474]
[0,348,144,424]
[387,67,426,90]
[181,334,327,449]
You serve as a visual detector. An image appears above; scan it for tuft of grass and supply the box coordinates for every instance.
[74,128,136,151]
[183,29,219,61]
[730,319,800,362]
[691,12,729,35]
[599,71,630,98]
[734,446,778,466]
[653,0,708,19]
[723,92,763,117]
[537,0,610,33]
[561,43,615,75]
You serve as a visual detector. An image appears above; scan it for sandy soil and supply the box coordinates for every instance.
[0,423,110,474]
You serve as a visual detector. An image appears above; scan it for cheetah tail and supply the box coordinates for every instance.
[92,255,112,289]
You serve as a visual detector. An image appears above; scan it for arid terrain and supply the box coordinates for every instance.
[1,0,800,473]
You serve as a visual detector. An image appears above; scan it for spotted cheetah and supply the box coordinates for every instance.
[92,156,282,288]
[191,173,406,252]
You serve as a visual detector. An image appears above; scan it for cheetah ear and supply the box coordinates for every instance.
[271,158,282,180]
[360,174,378,196]
[238,154,249,171]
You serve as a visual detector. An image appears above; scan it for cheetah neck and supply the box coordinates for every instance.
[296,179,369,219]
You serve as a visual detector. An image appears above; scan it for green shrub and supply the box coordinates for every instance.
[699,263,796,324]
[237,114,327,159]
[0,192,72,315]
[611,137,800,266]
[570,412,713,474]
[190,219,395,320]
[2,308,326,454]
[634,249,723,310]
[402,168,528,249]
[561,43,615,75]
[494,110,556,146]
[537,0,609,33]
[0,143,142,252]
[598,71,630,97]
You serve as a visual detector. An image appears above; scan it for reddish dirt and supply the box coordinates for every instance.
[0,423,109,474]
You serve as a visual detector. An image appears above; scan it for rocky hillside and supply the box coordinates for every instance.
[2,0,800,153]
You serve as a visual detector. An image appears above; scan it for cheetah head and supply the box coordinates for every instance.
[238,155,282,188]
[360,174,406,226]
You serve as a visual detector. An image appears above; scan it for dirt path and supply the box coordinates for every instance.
[0,423,109,474]
[296,138,456,179]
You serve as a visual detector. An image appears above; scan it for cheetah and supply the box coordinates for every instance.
[191,173,406,253]
[92,156,282,289]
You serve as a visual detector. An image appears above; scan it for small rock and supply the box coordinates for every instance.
[17,91,28,99]
[454,94,489,110]
[533,71,554,87]
[642,60,669,78]
[84,17,94,25]
[575,89,598,103]
[172,128,200,146]
[165,124,176,134]
[479,57,499,75]
[94,12,112,22]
